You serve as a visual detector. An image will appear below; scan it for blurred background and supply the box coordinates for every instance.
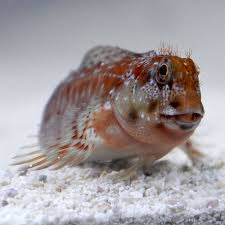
[0,0,225,169]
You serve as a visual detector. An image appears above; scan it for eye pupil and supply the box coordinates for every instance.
[159,64,168,76]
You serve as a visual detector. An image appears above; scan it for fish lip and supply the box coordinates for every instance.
[159,112,203,121]
[174,120,200,130]
[159,113,202,131]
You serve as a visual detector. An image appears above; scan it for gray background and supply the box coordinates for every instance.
[0,0,224,168]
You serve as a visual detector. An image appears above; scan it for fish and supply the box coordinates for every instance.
[12,45,205,173]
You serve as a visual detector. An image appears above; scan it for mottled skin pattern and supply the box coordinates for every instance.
[12,46,204,172]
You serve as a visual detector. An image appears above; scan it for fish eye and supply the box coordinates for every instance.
[156,63,171,84]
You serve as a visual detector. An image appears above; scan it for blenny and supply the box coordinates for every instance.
[12,46,204,174]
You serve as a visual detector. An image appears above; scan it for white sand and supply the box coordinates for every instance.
[0,154,225,225]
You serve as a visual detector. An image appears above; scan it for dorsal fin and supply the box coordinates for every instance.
[79,45,137,69]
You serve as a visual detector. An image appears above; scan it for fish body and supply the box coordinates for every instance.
[13,46,204,170]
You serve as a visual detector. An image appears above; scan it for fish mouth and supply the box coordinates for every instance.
[160,112,203,131]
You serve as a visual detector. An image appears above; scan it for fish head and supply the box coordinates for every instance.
[112,52,204,144]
